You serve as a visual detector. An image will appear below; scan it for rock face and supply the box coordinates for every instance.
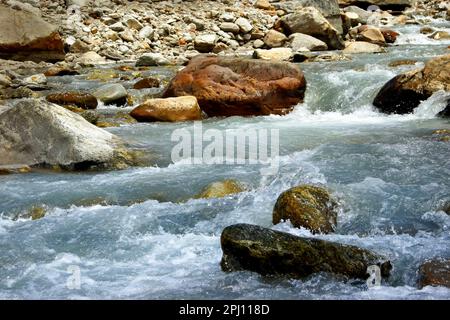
[220,224,392,280]
[373,54,450,115]
[196,180,245,199]
[0,99,134,170]
[280,6,344,49]
[130,96,202,122]
[0,5,64,62]
[46,92,98,110]
[418,259,450,288]
[273,185,338,234]
[163,55,306,117]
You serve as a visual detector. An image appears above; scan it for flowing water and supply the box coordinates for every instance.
[1,21,450,299]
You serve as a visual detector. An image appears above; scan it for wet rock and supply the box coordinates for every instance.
[136,52,170,66]
[0,164,31,175]
[343,41,384,54]
[196,180,245,199]
[0,86,37,99]
[380,28,399,44]
[253,48,294,61]
[280,6,344,49]
[418,259,450,288]
[220,224,392,280]
[163,55,306,117]
[133,77,160,89]
[46,92,98,110]
[0,74,12,88]
[357,26,386,45]
[44,66,79,77]
[428,31,450,40]
[0,5,64,62]
[130,96,202,122]
[80,110,99,124]
[289,33,328,51]
[22,74,46,86]
[420,26,435,34]
[194,34,217,53]
[93,83,128,106]
[273,185,338,234]
[0,99,136,170]
[86,69,118,82]
[373,54,450,114]
[264,30,288,48]
[388,59,417,67]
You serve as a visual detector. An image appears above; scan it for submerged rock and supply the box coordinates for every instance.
[163,55,306,117]
[46,92,98,110]
[0,5,64,62]
[373,54,450,115]
[130,96,202,122]
[418,259,450,289]
[273,185,338,234]
[196,180,245,199]
[220,224,392,280]
[0,99,136,170]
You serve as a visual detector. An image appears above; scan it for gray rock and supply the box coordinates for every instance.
[219,22,240,34]
[289,33,328,51]
[136,52,170,66]
[343,6,372,25]
[221,224,392,280]
[109,22,125,32]
[139,26,154,39]
[194,34,217,53]
[235,17,253,33]
[0,99,133,170]
[93,84,128,105]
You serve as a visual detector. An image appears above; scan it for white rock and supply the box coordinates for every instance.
[136,52,170,66]
[235,17,253,33]
[253,48,293,61]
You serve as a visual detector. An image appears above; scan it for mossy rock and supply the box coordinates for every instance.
[273,185,338,234]
[221,224,392,280]
[196,179,245,199]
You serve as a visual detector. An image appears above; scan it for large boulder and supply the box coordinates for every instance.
[221,224,392,280]
[373,54,450,115]
[280,7,344,50]
[0,99,136,170]
[273,0,342,33]
[0,5,64,62]
[273,185,338,234]
[418,259,450,289]
[130,96,202,122]
[163,55,306,117]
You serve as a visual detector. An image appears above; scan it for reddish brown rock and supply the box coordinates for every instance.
[163,55,306,117]
[46,92,98,110]
[418,259,450,289]
[133,77,160,89]
[380,28,399,44]
[44,67,80,77]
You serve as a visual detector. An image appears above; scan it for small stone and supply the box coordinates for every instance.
[109,22,125,32]
[253,48,293,61]
[120,30,135,42]
[219,22,240,34]
[194,34,217,53]
[253,39,265,48]
[255,0,272,10]
[235,17,253,33]
[125,17,143,30]
[263,29,287,48]
[139,26,154,39]
[136,53,170,66]
[133,77,160,89]
[196,180,245,199]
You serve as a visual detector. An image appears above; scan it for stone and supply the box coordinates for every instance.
[109,22,125,32]
[255,0,272,10]
[163,55,306,117]
[138,26,154,39]
[289,33,328,51]
[420,26,435,34]
[338,0,417,10]
[119,30,135,42]
[219,22,240,34]
[343,41,384,54]
[280,6,344,49]
[0,74,11,88]
[0,99,135,170]
[220,224,392,280]
[358,26,386,45]
[0,164,31,175]
[273,185,338,234]
[0,5,64,62]
[76,51,106,66]
[22,74,47,86]
[253,48,294,61]
[380,29,399,44]
[196,180,245,199]
[264,30,288,48]
[46,92,98,110]
[86,69,118,82]
[235,17,253,33]
[388,59,417,67]
[130,96,202,122]
[125,17,143,31]
[429,31,450,40]
[253,39,265,48]
[418,259,450,289]
[343,6,372,24]
[44,66,79,77]
[373,54,450,115]
[136,53,170,66]
[194,34,217,53]
[93,84,128,106]
[133,77,160,89]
